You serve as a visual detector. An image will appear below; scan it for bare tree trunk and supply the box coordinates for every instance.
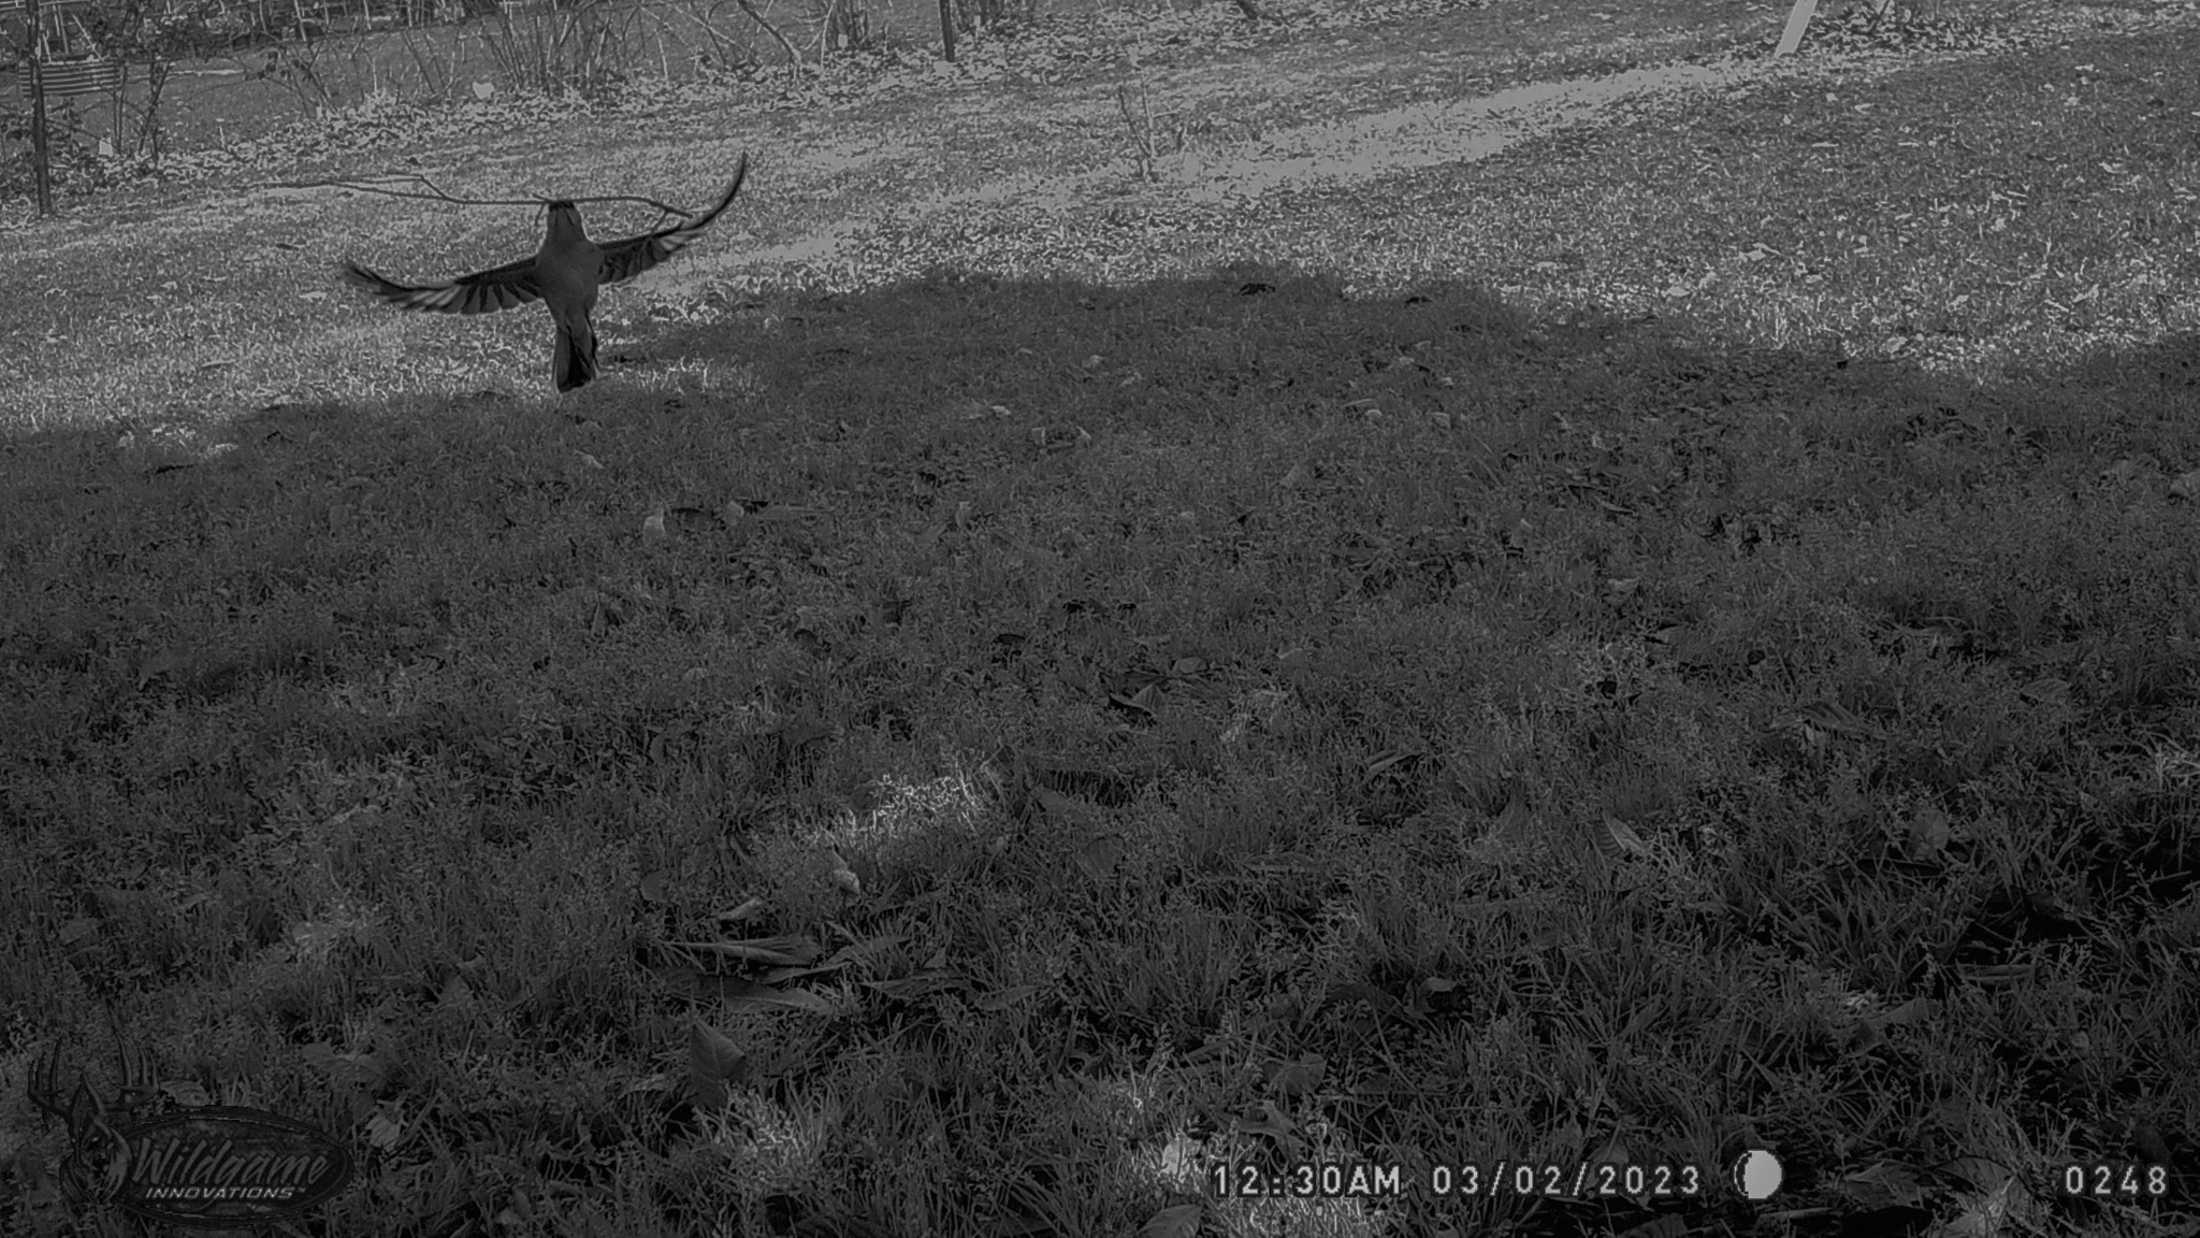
[937,0,957,60]
[730,0,801,66]
[25,0,55,214]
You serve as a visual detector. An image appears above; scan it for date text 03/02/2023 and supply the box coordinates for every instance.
[1209,1160,1710,1200]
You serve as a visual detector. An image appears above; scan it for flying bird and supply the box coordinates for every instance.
[342,154,749,393]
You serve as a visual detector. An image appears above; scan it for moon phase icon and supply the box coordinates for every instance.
[1731,1150,1783,1201]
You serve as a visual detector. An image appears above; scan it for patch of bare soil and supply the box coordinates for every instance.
[1167,60,1759,203]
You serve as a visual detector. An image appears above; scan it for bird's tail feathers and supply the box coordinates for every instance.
[555,318,599,393]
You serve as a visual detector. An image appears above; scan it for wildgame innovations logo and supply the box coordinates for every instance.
[29,1039,354,1229]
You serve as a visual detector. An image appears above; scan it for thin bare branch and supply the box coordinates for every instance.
[264,174,717,220]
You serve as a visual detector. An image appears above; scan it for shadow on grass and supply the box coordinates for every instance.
[3,264,2197,1237]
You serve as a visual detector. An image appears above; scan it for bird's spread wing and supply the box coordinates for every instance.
[596,154,750,287]
[340,254,545,315]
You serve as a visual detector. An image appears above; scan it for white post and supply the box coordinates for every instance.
[1775,0,1818,55]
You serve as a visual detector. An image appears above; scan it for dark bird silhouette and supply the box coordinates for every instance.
[342,154,748,392]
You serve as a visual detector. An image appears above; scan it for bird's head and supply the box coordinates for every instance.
[544,200,587,244]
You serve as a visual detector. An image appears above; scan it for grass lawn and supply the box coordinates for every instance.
[4,0,2200,1234]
